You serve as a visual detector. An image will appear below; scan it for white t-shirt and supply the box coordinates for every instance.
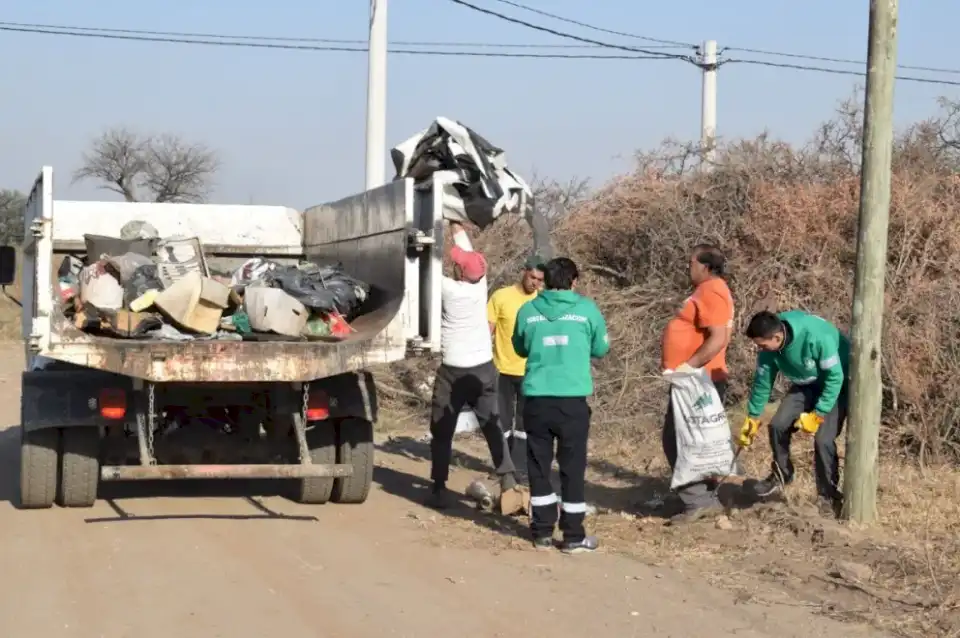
[441,230,493,368]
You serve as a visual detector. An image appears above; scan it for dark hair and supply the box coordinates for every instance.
[745,311,783,339]
[523,254,545,271]
[693,244,726,276]
[542,257,579,290]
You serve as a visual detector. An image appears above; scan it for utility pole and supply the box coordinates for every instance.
[700,40,718,165]
[843,0,899,524]
[365,0,388,190]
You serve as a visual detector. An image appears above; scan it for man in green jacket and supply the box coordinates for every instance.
[738,310,850,515]
[512,257,609,554]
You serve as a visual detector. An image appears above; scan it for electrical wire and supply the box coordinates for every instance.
[0,19,684,50]
[5,16,960,87]
[0,25,676,60]
[484,0,695,48]
[723,58,960,87]
[443,0,699,63]
[724,45,960,76]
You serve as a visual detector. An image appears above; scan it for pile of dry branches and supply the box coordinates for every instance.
[385,93,960,463]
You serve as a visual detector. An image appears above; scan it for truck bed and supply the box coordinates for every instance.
[21,170,443,382]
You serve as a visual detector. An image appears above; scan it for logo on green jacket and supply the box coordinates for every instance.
[692,392,714,410]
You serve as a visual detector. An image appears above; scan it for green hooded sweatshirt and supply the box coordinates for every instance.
[512,289,610,397]
[746,310,850,418]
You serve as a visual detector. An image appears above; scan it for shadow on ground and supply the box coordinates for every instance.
[372,463,532,541]
[374,434,721,522]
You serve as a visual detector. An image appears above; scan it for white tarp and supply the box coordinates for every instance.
[391,116,553,260]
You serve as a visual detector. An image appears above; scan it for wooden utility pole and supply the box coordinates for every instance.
[843,0,899,524]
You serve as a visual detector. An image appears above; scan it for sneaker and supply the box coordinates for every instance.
[753,475,784,499]
[425,486,456,510]
[668,503,723,526]
[532,536,554,550]
[560,536,599,554]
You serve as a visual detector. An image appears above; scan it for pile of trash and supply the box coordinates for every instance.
[60,221,370,342]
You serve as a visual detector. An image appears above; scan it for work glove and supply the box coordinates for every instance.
[794,412,824,435]
[674,362,698,374]
[737,417,762,448]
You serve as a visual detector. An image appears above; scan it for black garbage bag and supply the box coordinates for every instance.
[266,262,370,318]
[124,264,165,307]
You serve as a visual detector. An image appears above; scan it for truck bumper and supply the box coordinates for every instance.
[100,463,354,481]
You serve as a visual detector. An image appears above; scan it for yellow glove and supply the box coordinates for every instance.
[737,417,762,448]
[795,412,824,434]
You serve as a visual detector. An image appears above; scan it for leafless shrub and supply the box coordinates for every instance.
[381,93,960,462]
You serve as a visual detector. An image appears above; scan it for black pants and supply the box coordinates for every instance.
[769,383,847,500]
[525,396,591,543]
[430,361,516,486]
[663,380,728,511]
[497,373,527,476]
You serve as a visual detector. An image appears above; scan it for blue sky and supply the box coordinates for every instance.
[1,1,956,209]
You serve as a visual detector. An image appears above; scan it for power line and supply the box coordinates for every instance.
[443,0,699,63]
[0,24,671,60]
[724,58,960,87]
[7,17,960,87]
[725,45,960,76]
[0,20,687,50]
[484,0,695,48]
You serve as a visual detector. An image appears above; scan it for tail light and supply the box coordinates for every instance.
[99,388,127,420]
[306,390,330,421]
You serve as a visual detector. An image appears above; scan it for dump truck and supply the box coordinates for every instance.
[0,166,447,508]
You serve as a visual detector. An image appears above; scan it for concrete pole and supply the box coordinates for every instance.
[843,0,899,524]
[700,40,718,165]
[365,0,388,189]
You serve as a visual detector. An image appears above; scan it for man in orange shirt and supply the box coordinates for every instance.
[660,244,734,524]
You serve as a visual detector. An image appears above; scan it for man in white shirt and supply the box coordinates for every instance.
[428,221,518,509]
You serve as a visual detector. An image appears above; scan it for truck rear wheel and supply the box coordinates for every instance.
[332,418,374,504]
[58,427,100,508]
[293,419,337,504]
[19,428,59,509]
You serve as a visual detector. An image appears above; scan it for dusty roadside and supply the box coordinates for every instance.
[0,344,873,638]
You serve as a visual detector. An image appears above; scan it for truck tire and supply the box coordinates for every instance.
[58,427,100,508]
[293,420,337,504]
[332,418,374,504]
[19,427,59,509]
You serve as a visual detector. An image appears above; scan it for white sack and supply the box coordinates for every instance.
[663,367,737,490]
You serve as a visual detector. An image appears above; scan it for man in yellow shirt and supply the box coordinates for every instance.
[487,256,545,480]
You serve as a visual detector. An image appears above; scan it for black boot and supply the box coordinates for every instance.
[509,436,528,485]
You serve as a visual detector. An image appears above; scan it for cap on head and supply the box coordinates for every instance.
[451,246,487,282]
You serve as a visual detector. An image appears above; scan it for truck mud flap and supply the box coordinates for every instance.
[21,369,132,432]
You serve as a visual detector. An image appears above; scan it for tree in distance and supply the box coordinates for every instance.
[73,127,221,203]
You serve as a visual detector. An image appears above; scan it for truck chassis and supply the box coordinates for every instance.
[19,367,377,509]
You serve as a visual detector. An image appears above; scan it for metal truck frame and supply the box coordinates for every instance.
[0,167,450,508]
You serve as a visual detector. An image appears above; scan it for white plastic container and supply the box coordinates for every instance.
[243,287,309,337]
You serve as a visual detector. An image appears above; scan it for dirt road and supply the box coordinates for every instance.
[0,352,874,638]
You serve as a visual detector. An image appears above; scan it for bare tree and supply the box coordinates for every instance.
[73,127,220,203]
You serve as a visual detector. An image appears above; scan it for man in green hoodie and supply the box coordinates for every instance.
[512,257,610,554]
[738,310,850,515]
